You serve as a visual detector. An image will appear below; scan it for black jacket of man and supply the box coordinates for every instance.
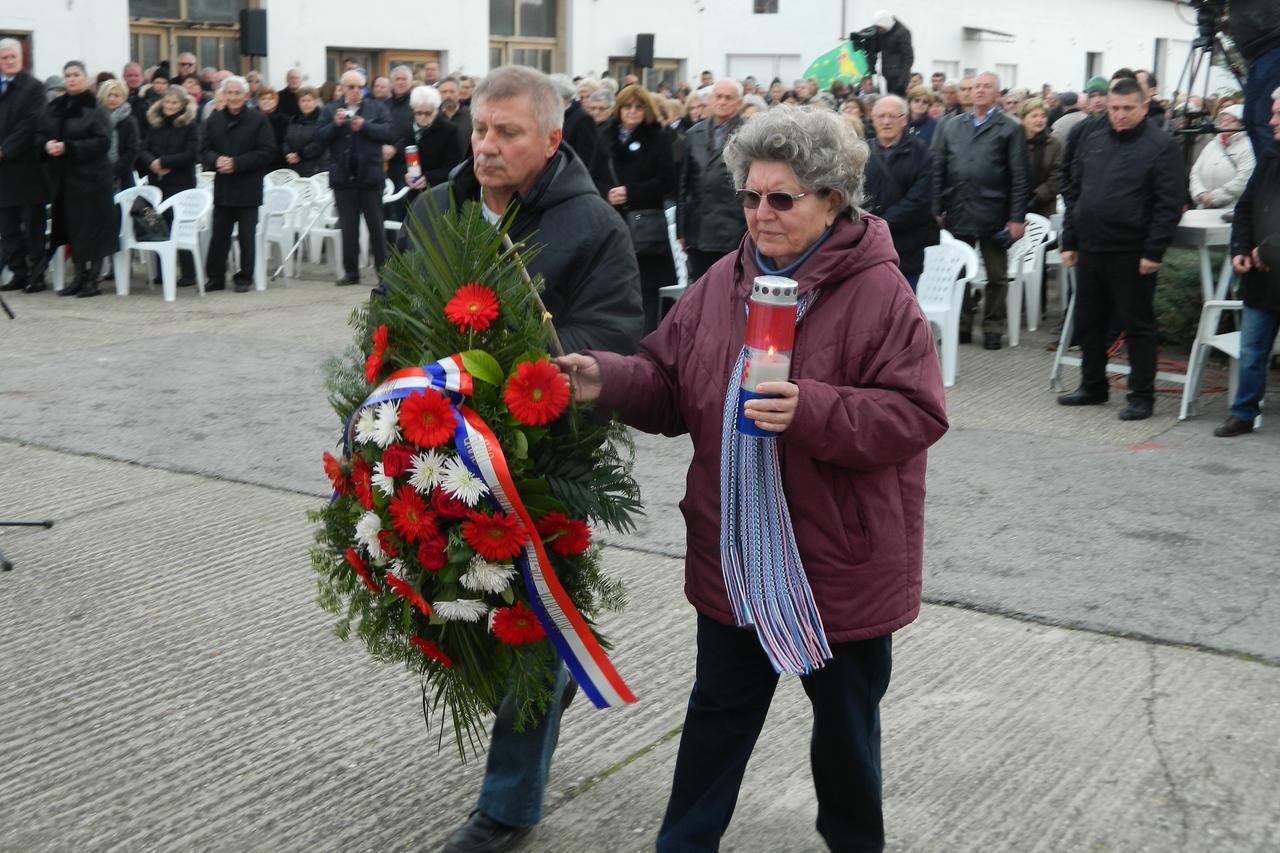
[384,90,413,187]
[864,133,936,276]
[200,105,277,207]
[678,116,746,253]
[562,100,599,168]
[879,21,915,96]
[316,98,394,190]
[1061,118,1185,261]
[0,70,49,206]
[1230,145,1280,312]
[931,108,1029,237]
[397,146,643,354]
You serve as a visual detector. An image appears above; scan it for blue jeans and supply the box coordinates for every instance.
[904,273,919,293]
[475,663,573,828]
[1231,304,1280,422]
[1244,48,1280,158]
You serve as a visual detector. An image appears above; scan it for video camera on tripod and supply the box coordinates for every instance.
[850,26,880,78]
[1171,0,1248,137]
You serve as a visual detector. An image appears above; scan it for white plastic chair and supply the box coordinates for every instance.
[265,168,299,186]
[111,185,164,296]
[1014,213,1053,335]
[255,184,300,289]
[658,206,689,310]
[1178,300,1250,422]
[197,171,216,191]
[916,240,980,387]
[307,184,344,277]
[119,189,212,301]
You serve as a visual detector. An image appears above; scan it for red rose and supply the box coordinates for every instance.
[417,535,448,571]
[432,487,470,519]
[378,529,399,558]
[381,443,416,477]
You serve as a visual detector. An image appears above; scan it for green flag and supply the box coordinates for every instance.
[801,40,869,90]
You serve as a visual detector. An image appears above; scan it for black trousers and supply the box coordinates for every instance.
[1074,251,1158,402]
[685,248,729,284]
[954,233,1009,336]
[0,204,47,279]
[638,247,677,334]
[335,186,386,275]
[206,204,259,284]
[657,613,893,853]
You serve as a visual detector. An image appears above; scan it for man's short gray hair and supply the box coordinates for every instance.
[724,104,868,213]
[717,78,745,99]
[341,68,367,87]
[391,65,412,78]
[976,70,1001,88]
[0,37,22,56]
[548,73,577,106]
[219,75,248,95]
[410,85,441,109]
[1272,86,1280,101]
[874,94,907,115]
[474,65,564,134]
[586,90,615,107]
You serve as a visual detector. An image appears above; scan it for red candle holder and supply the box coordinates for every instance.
[737,275,798,437]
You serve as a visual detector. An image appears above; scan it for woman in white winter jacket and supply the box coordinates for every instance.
[1190,105,1256,209]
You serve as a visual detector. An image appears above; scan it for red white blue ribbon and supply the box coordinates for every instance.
[348,355,636,709]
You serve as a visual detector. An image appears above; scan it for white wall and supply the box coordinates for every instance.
[564,0,701,79]
[2,0,130,82]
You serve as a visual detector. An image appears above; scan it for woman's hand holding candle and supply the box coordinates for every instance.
[743,381,798,432]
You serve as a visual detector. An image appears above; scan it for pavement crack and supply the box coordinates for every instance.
[1144,646,1191,850]
[557,725,683,803]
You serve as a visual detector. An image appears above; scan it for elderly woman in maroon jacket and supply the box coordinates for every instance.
[558,104,947,853]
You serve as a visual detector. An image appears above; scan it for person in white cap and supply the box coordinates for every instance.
[871,9,913,97]
[1190,104,1257,208]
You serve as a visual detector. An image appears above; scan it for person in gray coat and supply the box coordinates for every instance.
[0,38,49,293]
[677,79,747,281]
[932,70,1029,349]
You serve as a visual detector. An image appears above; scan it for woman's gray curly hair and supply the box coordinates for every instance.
[723,104,868,213]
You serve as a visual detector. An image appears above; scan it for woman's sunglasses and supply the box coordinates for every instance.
[735,189,808,211]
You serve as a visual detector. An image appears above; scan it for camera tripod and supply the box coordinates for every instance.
[0,520,54,571]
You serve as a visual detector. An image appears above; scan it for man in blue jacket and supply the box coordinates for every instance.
[317,69,394,285]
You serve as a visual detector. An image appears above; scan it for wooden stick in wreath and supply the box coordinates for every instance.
[501,233,566,359]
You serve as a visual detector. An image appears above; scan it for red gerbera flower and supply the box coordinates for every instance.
[323,451,350,496]
[417,535,448,571]
[351,456,375,510]
[385,573,432,617]
[381,443,416,478]
[432,487,470,519]
[503,360,571,426]
[444,283,500,333]
[364,325,390,384]
[378,529,400,558]
[389,487,438,544]
[411,636,454,668]
[400,389,456,448]
[535,512,592,556]
[345,547,380,593]
[462,510,528,561]
[491,602,547,645]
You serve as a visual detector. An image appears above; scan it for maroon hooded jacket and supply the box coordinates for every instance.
[591,214,948,642]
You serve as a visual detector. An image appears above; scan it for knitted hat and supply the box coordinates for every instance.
[1084,77,1108,95]
[872,10,896,29]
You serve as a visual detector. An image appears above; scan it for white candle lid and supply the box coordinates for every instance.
[752,275,798,305]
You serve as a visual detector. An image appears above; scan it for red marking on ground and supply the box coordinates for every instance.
[1126,443,1170,452]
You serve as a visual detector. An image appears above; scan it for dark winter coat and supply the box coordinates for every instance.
[1025,129,1063,218]
[277,87,299,119]
[1230,146,1280,312]
[589,214,948,642]
[400,115,463,196]
[398,147,643,355]
[442,105,472,153]
[140,98,199,197]
[678,116,746,253]
[316,98,394,190]
[1061,118,1185,261]
[282,108,327,178]
[932,108,1029,237]
[384,91,413,188]
[562,99,600,168]
[589,119,676,212]
[0,69,48,206]
[879,21,915,94]
[907,113,936,145]
[262,109,291,170]
[864,134,937,276]
[109,106,141,189]
[199,105,277,207]
[37,90,118,261]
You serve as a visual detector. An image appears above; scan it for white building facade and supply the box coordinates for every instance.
[1,1,1232,99]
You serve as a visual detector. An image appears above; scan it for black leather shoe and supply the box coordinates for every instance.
[205,279,226,292]
[983,333,1002,350]
[1213,416,1254,437]
[76,282,101,298]
[0,277,27,292]
[24,279,47,294]
[234,279,252,293]
[335,273,361,286]
[177,277,196,287]
[1057,388,1108,406]
[442,812,531,853]
[1118,399,1153,421]
[959,328,972,345]
[58,279,84,297]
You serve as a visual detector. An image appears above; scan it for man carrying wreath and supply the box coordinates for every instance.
[389,64,643,853]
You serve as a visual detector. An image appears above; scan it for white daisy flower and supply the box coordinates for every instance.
[354,511,385,561]
[431,599,490,623]
[441,457,489,506]
[354,407,378,445]
[460,560,516,595]
[408,449,448,494]
[372,401,401,448]
[372,461,396,498]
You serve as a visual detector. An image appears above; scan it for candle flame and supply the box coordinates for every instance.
[767,345,776,357]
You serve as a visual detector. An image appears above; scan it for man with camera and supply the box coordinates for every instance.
[1198,0,1280,157]
[851,10,914,97]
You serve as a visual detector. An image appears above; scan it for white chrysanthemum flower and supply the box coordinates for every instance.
[354,407,378,445]
[372,461,396,498]
[431,599,489,623]
[460,560,516,594]
[354,511,385,560]
[441,457,489,506]
[389,558,406,576]
[408,449,448,494]
[372,401,401,448]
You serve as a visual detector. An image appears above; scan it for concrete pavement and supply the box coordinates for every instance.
[0,267,1277,852]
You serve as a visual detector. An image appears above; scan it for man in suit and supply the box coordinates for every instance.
[0,38,49,293]
[677,78,746,281]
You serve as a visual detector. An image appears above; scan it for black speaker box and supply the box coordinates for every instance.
[635,33,655,68]
[240,9,268,57]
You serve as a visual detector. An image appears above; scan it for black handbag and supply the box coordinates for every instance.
[607,154,669,255]
[130,198,170,242]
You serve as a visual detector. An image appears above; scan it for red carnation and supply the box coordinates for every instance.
[400,389,457,448]
[381,443,415,478]
[503,360,571,426]
[444,283,500,333]
[323,451,350,496]
[417,535,448,571]
[535,512,592,556]
[378,529,400,558]
[389,487,438,544]
[491,602,547,645]
[345,547,380,593]
[432,487,471,519]
[385,573,432,617]
[462,510,528,561]
[351,456,375,510]
[365,325,389,384]
[411,636,454,668]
